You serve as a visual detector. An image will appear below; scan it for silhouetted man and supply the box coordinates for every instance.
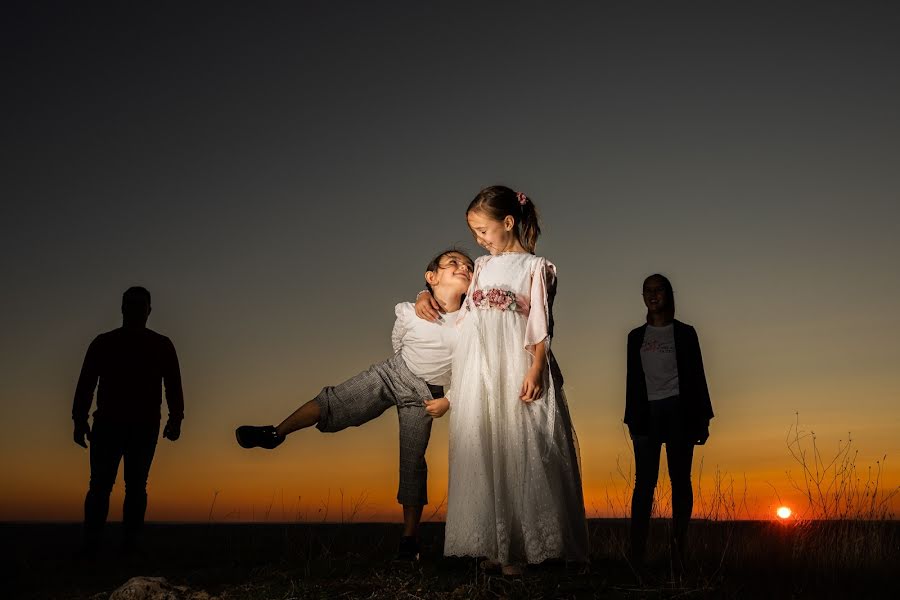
[72,286,184,553]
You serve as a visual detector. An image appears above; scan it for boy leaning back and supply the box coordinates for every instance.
[235,248,473,560]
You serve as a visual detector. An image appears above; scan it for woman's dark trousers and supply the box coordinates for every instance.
[630,395,695,567]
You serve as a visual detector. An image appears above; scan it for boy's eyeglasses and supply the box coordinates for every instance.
[438,259,473,271]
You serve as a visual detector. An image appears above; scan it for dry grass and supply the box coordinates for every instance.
[4,515,898,599]
[6,417,897,599]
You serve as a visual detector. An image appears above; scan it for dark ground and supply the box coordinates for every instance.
[2,519,897,599]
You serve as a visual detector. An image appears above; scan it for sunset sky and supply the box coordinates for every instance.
[2,1,899,522]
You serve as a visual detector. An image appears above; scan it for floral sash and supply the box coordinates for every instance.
[467,288,530,315]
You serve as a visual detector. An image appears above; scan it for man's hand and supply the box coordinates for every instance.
[424,397,450,418]
[695,425,710,446]
[163,419,182,441]
[520,366,545,403]
[414,291,443,322]
[74,421,91,448]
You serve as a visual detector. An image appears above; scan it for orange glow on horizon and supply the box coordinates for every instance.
[7,485,900,523]
[4,406,899,523]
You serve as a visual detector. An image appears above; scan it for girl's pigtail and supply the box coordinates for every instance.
[518,197,541,254]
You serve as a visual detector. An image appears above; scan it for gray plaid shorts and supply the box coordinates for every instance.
[314,353,442,506]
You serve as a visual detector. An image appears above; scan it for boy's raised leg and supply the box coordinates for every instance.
[276,399,321,437]
[235,398,322,449]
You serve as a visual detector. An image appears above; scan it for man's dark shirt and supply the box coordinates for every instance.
[72,327,184,425]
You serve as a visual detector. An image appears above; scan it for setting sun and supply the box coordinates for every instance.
[776,506,792,519]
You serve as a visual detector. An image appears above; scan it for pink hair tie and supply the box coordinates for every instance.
[516,191,528,205]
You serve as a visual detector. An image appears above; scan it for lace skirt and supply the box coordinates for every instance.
[444,309,589,564]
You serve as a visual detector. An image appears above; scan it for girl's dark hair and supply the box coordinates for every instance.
[643,273,675,322]
[424,247,474,294]
[467,185,541,253]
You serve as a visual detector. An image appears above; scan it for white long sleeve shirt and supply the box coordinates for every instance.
[391,302,459,387]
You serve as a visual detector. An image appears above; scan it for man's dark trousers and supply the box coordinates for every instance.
[84,419,160,548]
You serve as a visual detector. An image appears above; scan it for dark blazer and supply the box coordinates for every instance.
[624,319,713,437]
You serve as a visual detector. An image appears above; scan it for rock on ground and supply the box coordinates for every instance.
[108,576,214,600]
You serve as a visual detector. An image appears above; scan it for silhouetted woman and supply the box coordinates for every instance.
[625,274,713,571]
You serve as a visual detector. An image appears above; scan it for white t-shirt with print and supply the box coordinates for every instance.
[640,323,680,401]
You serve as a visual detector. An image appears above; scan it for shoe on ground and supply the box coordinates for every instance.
[479,559,501,572]
[396,536,419,561]
[235,425,284,449]
[501,563,524,577]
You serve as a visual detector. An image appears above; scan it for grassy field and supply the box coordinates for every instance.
[3,518,897,599]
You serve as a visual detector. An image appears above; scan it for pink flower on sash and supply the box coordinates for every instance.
[470,288,520,313]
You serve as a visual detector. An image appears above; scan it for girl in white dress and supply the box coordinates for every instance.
[417,186,589,574]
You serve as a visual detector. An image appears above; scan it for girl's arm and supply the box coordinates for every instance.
[521,258,557,402]
[414,290,442,322]
[524,258,557,349]
[520,341,546,402]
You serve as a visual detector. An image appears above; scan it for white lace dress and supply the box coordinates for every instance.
[443,252,589,564]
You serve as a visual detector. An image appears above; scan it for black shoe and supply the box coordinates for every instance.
[236,425,284,449]
[396,536,419,561]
